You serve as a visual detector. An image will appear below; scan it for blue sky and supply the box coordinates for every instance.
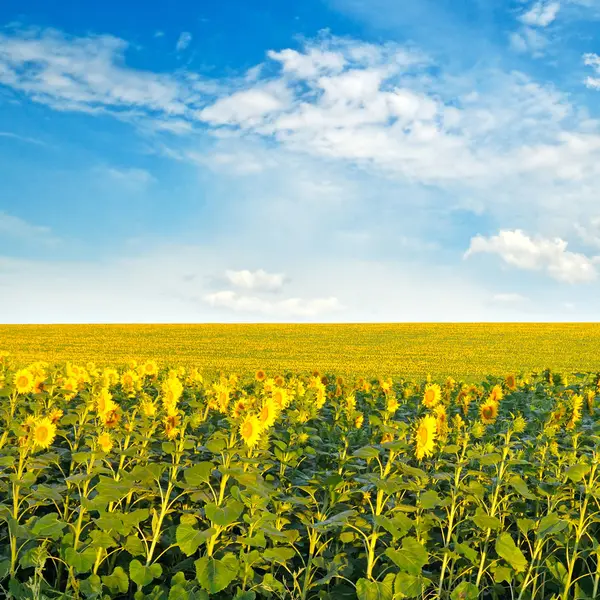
[2,0,600,322]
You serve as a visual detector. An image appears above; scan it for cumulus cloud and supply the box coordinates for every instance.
[204,290,343,317]
[519,1,561,27]
[175,32,192,52]
[584,53,600,89]
[465,230,598,283]
[224,269,285,292]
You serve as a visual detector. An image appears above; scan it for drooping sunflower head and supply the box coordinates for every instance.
[239,414,262,448]
[14,369,35,395]
[423,383,441,408]
[415,415,437,460]
[32,418,57,450]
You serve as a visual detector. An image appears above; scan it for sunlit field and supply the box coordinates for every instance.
[2,323,600,380]
[1,356,599,599]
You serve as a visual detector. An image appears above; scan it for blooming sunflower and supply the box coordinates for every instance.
[386,396,399,414]
[32,418,56,450]
[354,412,364,429]
[274,375,285,387]
[96,388,113,415]
[49,408,63,424]
[272,387,289,410]
[232,400,247,419]
[14,369,34,395]
[489,385,504,403]
[239,414,262,448]
[415,415,437,460]
[255,369,267,383]
[259,398,278,429]
[142,360,158,377]
[423,383,441,409]
[480,399,499,424]
[505,374,517,391]
[97,432,113,453]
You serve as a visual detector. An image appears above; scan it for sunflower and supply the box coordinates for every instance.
[567,394,583,430]
[259,398,278,429]
[232,400,247,419]
[489,385,504,403]
[32,418,56,450]
[255,369,267,383]
[274,375,285,387]
[140,399,157,417]
[415,415,437,460]
[480,399,499,424]
[423,383,441,409]
[164,414,181,438]
[314,386,326,410]
[142,360,158,377]
[121,370,137,390]
[97,432,113,453]
[586,390,595,415]
[14,369,34,395]
[345,394,356,415]
[96,388,113,415]
[212,383,230,414]
[386,396,399,414]
[49,408,63,424]
[239,414,262,448]
[434,404,448,440]
[354,412,364,429]
[505,374,517,391]
[272,387,289,410]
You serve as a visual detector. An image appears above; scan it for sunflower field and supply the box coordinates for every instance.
[1,352,600,600]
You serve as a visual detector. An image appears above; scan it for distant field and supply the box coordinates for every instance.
[1,323,599,380]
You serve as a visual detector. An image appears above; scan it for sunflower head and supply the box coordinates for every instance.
[14,369,35,395]
[255,369,267,383]
[97,432,113,453]
[32,418,57,450]
[259,399,278,429]
[239,414,262,448]
[423,384,441,409]
[505,374,517,391]
[415,415,437,460]
[480,399,499,424]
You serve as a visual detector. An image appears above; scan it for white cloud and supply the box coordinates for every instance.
[224,269,285,292]
[519,1,561,27]
[584,53,600,89]
[0,212,56,243]
[176,32,192,52]
[0,27,201,119]
[465,229,598,283]
[103,166,156,188]
[0,131,47,145]
[491,292,529,304]
[198,83,290,125]
[204,290,343,317]
[575,218,600,248]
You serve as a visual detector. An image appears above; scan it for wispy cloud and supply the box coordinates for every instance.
[0,131,47,146]
[465,230,598,283]
[175,31,192,52]
[0,212,58,244]
[584,53,600,89]
[225,269,285,292]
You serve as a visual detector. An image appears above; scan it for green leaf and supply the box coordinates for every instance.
[356,574,394,600]
[472,508,502,531]
[176,524,215,556]
[394,572,422,598]
[496,533,528,573]
[509,475,536,500]
[565,464,591,483]
[451,581,479,600]
[537,513,569,538]
[233,591,256,600]
[80,574,103,597]
[420,490,441,509]
[65,547,97,574]
[205,500,244,527]
[195,553,239,593]
[263,547,296,563]
[184,463,214,487]
[353,446,380,459]
[125,535,146,557]
[493,565,513,583]
[385,537,428,576]
[102,566,129,594]
[31,513,66,539]
[129,559,162,588]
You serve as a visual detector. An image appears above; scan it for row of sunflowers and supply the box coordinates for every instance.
[0,351,599,599]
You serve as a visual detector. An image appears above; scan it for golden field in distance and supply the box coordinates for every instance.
[1,323,599,380]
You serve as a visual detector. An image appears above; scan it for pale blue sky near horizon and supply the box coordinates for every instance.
[1,0,600,323]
